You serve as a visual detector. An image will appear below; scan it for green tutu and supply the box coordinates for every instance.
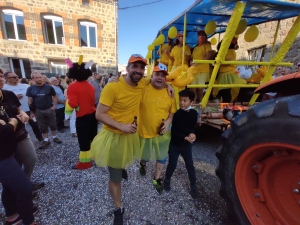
[91,128,141,169]
[140,131,171,161]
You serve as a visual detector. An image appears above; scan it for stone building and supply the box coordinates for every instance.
[0,0,118,79]
[213,17,300,70]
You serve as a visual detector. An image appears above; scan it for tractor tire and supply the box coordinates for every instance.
[216,95,300,225]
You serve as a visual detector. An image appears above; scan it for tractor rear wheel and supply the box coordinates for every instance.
[216,95,300,225]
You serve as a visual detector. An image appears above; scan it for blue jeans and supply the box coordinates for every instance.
[165,143,196,187]
[0,156,34,224]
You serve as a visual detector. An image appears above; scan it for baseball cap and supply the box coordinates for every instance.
[153,63,168,75]
[128,54,147,65]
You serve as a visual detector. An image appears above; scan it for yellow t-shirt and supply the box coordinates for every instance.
[158,43,172,66]
[192,43,212,73]
[170,45,191,66]
[219,49,236,73]
[100,76,149,134]
[138,83,176,138]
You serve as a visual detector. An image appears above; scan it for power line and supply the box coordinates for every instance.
[118,0,165,10]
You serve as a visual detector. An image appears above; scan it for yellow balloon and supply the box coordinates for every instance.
[153,37,159,46]
[147,44,154,51]
[146,51,152,59]
[157,34,165,45]
[210,37,217,45]
[205,20,216,35]
[168,26,177,39]
[236,19,247,35]
[244,25,259,42]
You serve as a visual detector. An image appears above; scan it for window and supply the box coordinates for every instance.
[43,15,64,45]
[247,45,266,71]
[49,61,68,76]
[2,9,26,40]
[9,58,31,79]
[82,0,90,6]
[79,21,97,48]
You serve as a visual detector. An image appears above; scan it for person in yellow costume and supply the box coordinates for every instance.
[216,40,246,102]
[138,63,177,194]
[90,55,173,225]
[165,31,191,70]
[189,30,213,103]
[157,37,174,72]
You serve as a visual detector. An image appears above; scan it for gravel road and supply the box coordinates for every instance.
[0,124,229,225]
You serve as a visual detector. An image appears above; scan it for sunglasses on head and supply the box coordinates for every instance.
[158,63,167,71]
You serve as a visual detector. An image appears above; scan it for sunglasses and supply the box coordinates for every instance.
[7,76,18,79]
[158,63,167,71]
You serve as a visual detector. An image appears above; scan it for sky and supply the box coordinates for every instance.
[117,0,196,65]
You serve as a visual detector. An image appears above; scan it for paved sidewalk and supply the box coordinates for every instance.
[0,124,228,225]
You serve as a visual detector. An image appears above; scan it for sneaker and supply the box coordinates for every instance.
[31,181,45,191]
[37,137,44,142]
[139,162,146,176]
[4,215,22,225]
[122,169,128,180]
[113,207,124,225]
[153,177,163,194]
[190,186,198,199]
[33,204,39,215]
[53,137,62,144]
[39,141,50,149]
[71,133,77,137]
[164,179,171,192]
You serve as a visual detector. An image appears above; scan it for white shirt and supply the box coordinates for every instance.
[4,83,30,112]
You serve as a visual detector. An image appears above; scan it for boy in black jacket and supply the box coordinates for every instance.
[164,89,198,199]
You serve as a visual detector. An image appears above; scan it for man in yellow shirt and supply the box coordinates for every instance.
[157,37,174,71]
[90,55,174,225]
[190,30,213,102]
[165,31,191,70]
[138,63,177,194]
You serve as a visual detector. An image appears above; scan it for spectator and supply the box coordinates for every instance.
[49,77,67,132]
[64,79,77,137]
[20,78,29,84]
[0,116,38,225]
[26,72,62,149]
[4,72,43,142]
[89,73,103,107]
[60,75,68,90]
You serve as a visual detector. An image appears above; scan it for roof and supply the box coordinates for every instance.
[156,0,300,47]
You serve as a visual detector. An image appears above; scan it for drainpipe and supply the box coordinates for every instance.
[114,0,118,74]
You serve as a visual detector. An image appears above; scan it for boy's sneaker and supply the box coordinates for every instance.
[190,186,198,199]
[122,169,128,180]
[4,215,22,225]
[139,162,146,176]
[33,204,39,215]
[164,179,171,192]
[153,177,163,194]
[39,141,50,149]
[71,133,77,137]
[113,207,124,225]
[53,137,62,144]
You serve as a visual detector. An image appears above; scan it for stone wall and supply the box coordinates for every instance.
[0,0,118,78]
[211,17,300,68]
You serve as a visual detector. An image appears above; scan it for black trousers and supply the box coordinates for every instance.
[26,111,42,139]
[165,143,196,187]
[76,112,98,151]
[217,89,232,103]
[55,107,65,130]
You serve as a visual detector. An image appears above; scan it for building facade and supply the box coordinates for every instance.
[0,0,118,79]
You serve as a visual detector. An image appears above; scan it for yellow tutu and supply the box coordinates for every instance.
[217,71,246,102]
[90,128,141,169]
[140,131,171,162]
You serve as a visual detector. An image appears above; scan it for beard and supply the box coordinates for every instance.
[129,71,143,83]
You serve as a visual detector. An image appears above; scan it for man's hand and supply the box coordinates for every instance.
[166,84,174,98]
[0,119,6,125]
[160,121,170,134]
[17,111,29,123]
[119,123,137,134]
[8,118,18,131]
[16,94,23,99]
[51,105,56,111]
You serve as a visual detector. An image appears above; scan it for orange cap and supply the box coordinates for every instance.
[153,63,168,75]
[128,54,147,65]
